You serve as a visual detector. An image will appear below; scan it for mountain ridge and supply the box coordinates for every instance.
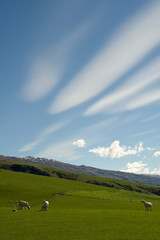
[0,154,160,186]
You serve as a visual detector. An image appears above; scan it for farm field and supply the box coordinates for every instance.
[1,169,160,240]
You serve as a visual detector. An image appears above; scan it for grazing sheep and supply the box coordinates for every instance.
[41,200,49,211]
[141,200,152,211]
[18,200,30,210]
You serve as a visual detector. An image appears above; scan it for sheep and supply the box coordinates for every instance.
[41,200,49,211]
[18,200,30,210]
[141,200,152,211]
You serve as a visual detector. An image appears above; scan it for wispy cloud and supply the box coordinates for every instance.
[21,57,62,102]
[49,1,160,114]
[131,129,157,138]
[141,113,160,123]
[85,56,160,115]
[19,121,68,152]
[123,87,160,111]
[80,117,117,138]
[73,118,118,147]
[19,140,41,153]
[21,4,104,102]
[89,140,143,159]
[39,139,81,161]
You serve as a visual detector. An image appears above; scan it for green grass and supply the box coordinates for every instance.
[1,168,160,240]
[1,204,160,240]
[65,189,160,206]
[1,159,160,196]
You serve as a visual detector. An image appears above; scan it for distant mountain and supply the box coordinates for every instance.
[0,154,160,186]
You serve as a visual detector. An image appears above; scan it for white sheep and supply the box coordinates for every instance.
[41,200,49,211]
[141,200,152,211]
[18,200,31,210]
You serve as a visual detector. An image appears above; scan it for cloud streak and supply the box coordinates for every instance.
[131,129,157,138]
[21,4,104,102]
[19,121,68,152]
[85,56,160,115]
[122,87,160,111]
[141,113,160,123]
[39,139,81,161]
[49,0,160,114]
[21,57,62,102]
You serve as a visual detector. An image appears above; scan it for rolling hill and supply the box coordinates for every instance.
[0,154,160,186]
[1,161,160,240]
[0,159,160,197]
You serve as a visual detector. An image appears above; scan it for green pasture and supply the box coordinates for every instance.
[1,169,160,240]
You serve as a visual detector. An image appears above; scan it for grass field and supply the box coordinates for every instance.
[1,168,160,240]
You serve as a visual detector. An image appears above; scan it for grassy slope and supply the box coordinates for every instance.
[1,154,160,186]
[1,168,160,240]
[1,159,160,196]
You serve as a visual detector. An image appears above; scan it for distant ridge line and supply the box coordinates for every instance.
[0,155,160,186]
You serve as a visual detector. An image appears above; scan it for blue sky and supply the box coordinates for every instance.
[1,0,160,174]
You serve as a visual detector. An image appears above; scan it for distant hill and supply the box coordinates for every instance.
[0,154,160,186]
[1,158,160,197]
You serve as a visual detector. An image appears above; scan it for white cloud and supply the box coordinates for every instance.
[49,1,160,114]
[150,168,160,175]
[122,161,160,175]
[70,118,118,148]
[73,139,86,148]
[121,161,149,174]
[19,121,68,152]
[89,140,143,159]
[154,151,160,157]
[136,141,144,153]
[85,56,160,115]
[146,147,155,151]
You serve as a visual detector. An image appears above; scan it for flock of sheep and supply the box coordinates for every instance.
[13,199,152,211]
[13,200,49,211]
